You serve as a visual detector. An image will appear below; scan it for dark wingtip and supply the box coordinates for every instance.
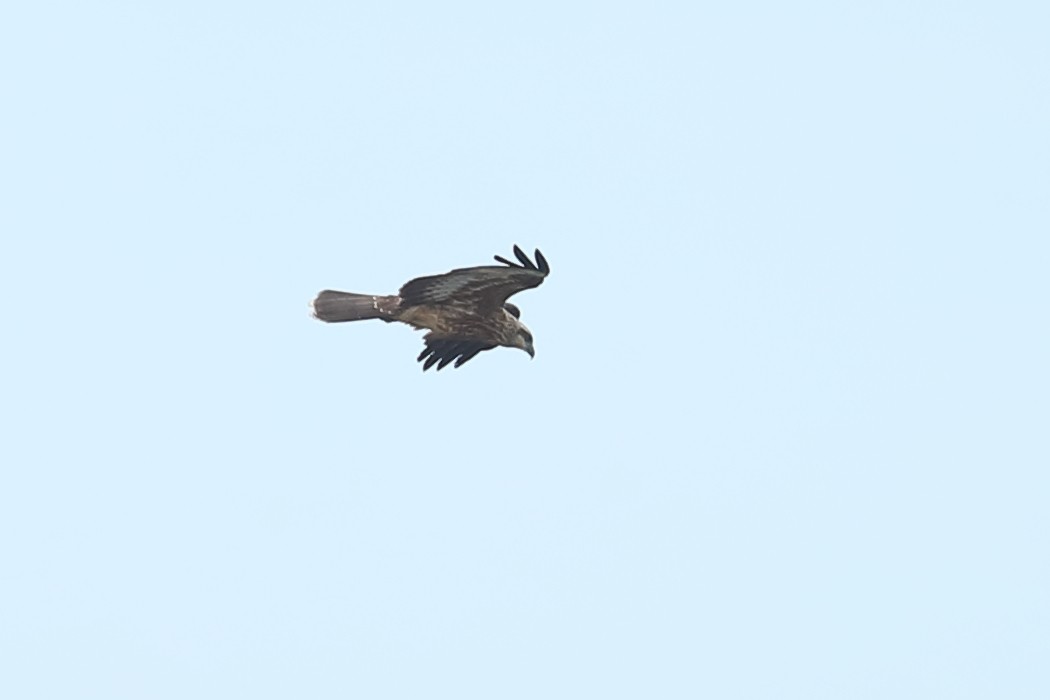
[418,338,492,371]
[454,347,483,367]
[496,245,547,273]
[436,343,464,370]
[512,245,533,269]
[535,249,549,275]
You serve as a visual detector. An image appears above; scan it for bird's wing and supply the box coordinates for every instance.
[399,245,550,315]
[417,335,496,371]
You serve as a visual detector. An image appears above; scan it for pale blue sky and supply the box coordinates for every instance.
[2,2,1048,698]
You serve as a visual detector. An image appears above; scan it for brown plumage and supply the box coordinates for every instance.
[311,245,550,370]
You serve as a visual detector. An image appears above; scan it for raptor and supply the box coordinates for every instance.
[311,245,550,371]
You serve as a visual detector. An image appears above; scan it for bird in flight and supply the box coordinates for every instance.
[311,245,550,371]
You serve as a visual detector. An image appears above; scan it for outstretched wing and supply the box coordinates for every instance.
[417,336,496,371]
[399,245,550,314]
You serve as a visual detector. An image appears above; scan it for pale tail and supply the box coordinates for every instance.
[311,291,387,323]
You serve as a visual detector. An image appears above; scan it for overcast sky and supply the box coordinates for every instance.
[2,2,1048,698]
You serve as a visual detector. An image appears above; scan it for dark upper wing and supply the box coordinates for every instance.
[417,336,496,371]
[398,245,550,314]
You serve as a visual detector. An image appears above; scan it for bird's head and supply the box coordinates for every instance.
[513,325,535,359]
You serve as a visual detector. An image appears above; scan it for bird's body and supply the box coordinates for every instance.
[311,246,549,370]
